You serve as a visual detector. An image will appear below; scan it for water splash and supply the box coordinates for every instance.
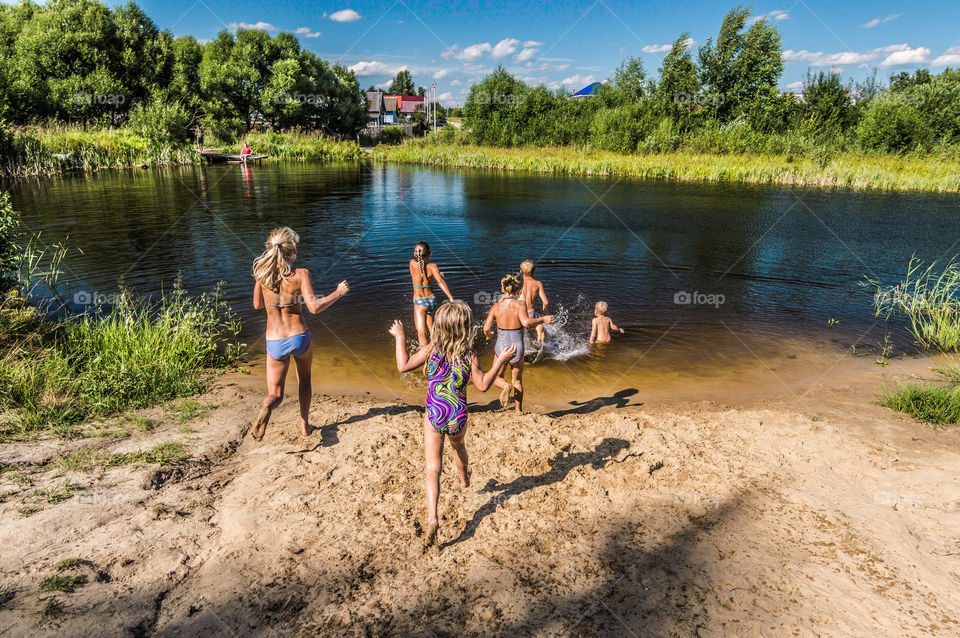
[528,294,591,363]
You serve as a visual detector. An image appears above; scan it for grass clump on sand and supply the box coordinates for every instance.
[53,442,189,473]
[870,257,960,425]
[0,281,243,441]
[38,574,86,594]
[869,256,960,351]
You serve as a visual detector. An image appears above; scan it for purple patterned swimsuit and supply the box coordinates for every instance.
[426,350,471,435]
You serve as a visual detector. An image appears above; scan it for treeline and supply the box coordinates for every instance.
[0,0,367,142]
[463,6,960,156]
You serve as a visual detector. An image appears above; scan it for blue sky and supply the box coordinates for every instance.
[131,0,960,104]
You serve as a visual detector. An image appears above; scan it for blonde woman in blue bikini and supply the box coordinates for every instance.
[251,227,349,440]
[409,241,454,347]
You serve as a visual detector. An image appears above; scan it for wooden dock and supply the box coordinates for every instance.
[196,149,268,165]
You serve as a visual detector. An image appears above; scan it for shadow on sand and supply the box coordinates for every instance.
[545,388,640,418]
[287,404,420,453]
[440,437,634,549]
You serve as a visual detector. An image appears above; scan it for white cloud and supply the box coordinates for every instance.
[459,42,492,61]
[862,13,902,28]
[784,80,804,93]
[229,21,276,31]
[932,46,960,66]
[294,27,321,38]
[437,92,454,101]
[748,10,789,24]
[783,44,929,68]
[490,38,520,59]
[348,60,408,76]
[522,40,543,47]
[640,38,694,54]
[432,69,449,79]
[880,46,930,67]
[374,80,391,90]
[329,9,361,22]
[450,79,462,86]
[561,74,595,87]
[516,47,538,62]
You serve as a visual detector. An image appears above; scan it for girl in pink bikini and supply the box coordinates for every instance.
[251,227,349,440]
[389,301,515,548]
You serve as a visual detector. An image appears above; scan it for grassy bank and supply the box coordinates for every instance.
[0,126,364,179]
[373,140,960,192]
[0,283,243,440]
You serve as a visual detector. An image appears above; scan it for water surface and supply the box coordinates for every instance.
[9,162,958,408]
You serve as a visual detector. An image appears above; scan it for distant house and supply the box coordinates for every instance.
[571,82,603,99]
[366,90,384,125]
[396,95,426,115]
[383,95,399,124]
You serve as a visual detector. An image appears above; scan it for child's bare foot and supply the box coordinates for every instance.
[499,383,513,409]
[251,406,270,441]
[462,465,472,489]
[424,520,438,549]
[299,419,311,437]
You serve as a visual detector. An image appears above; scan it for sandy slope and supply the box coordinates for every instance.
[1,361,959,637]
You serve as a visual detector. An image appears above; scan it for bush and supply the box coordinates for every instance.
[857,98,931,153]
[589,106,645,153]
[128,99,191,146]
[379,126,406,145]
[0,193,19,292]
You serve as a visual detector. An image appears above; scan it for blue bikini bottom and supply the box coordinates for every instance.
[266,332,311,361]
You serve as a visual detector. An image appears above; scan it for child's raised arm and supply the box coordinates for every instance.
[469,347,516,391]
[538,281,549,312]
[589,317,598,344]
[299,269,349,314]
[389,320,432,372]
[253,280,265,310]
[428,263,454,302]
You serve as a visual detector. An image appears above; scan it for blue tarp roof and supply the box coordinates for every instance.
[572,82,602,97]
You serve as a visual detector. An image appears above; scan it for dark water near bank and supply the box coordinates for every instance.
[8,162,960,407]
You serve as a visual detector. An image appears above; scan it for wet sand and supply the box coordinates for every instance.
[1,355,959,636]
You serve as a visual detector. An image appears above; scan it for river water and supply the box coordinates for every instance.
[9,161,958,408]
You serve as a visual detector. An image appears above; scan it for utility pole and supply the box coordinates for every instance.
[432,81,437,134]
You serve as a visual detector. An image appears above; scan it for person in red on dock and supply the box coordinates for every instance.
[241,142,253,164]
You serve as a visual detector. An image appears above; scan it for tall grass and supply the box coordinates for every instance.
[0,280,243,440]
[869,257,960,351]
[0,125,364,178]
[879,361,960,427]
[373,139,960,192]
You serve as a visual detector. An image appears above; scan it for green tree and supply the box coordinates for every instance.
[653,33,700,125]
[801,71,855,135]
[611,56,648,102]
[387,69,415,95]
[463,66,529,146]
[698,6,783,121]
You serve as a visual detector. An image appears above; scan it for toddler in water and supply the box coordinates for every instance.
[389,301,516,548]
[483,274,554,413]
[251,228,349,440]
[520,259,549,344]
[589,301,624,344]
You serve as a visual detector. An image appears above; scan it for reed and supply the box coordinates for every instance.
[869,257,960,351]
[232,130,364,161]
[0,280,243,440]
[879,372,960,427]
[373,140,960,192]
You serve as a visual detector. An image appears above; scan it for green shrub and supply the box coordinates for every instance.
[379,126,406,145]
[857,98,932,153]
[0,193,19,291]
[128,99,191,146]
[589,106,644,153]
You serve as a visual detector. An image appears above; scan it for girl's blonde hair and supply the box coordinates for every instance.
[252,227,299,291]
[432,300,473,360]
[501,273,522,295]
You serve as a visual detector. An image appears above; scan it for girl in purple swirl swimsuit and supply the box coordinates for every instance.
[389,300,515,548]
